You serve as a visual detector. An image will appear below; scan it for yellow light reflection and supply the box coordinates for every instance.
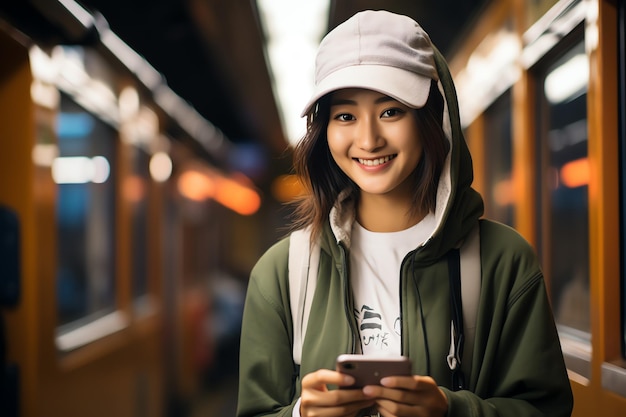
[271,174,306,202]
[560,158,589,188]
[123,175,146,203]
[177,167,261,215]
[178,170,216,202]
[214,177,261,216]
[492,178,514,207]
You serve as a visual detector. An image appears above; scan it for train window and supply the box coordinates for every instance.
[483,90,514,226]
[536,40,590,339]
[130,146,150,308]
[55,94,118,326]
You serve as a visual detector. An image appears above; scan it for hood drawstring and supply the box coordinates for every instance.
[410,252,467,391]
[446,248,466,391]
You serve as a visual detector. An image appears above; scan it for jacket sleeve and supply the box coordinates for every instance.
[237,238,299,417]
[442,264,573,416]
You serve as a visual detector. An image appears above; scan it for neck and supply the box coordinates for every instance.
[356,193,426,232]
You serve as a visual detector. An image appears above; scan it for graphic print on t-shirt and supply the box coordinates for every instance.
[356,304,401,351]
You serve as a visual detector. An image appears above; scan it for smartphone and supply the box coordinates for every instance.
[336,354,412,388]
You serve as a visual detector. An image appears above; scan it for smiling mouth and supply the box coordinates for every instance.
[356,154,397,166]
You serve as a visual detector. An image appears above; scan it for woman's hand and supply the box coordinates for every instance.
[300,369,377,417]
[361,375,448,417]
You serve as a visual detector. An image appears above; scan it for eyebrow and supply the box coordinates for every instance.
[329,95,396,106]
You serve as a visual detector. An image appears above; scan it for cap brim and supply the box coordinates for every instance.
[300,65,432,117]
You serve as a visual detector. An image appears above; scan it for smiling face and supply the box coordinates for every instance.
[326,88,423,202]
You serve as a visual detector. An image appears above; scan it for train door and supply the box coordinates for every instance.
[0,26,166,416]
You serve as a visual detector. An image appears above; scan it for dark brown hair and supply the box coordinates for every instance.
[290,80,449,241]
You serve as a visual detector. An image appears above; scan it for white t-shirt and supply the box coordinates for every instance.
[350,213,436,355]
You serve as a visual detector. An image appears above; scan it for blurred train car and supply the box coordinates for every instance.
[0,2,291,417]
[1,0,626,417]
[446,0,626,415]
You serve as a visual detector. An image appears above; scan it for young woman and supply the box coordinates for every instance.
[237,10,573,417]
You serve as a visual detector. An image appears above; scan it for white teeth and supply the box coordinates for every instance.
[358,155,395,166]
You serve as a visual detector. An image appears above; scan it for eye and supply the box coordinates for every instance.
[381,108,405,118]
[333,113,355,122]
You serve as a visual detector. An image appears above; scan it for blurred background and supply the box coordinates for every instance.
[0,0,625,416]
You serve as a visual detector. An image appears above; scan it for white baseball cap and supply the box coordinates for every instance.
[301,10,439,117]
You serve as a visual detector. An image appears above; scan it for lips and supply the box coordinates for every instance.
[356,154,397,166]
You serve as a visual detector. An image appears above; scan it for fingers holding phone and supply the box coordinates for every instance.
[361,374,449,417]
[299,368,376,417]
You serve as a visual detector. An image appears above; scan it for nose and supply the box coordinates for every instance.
[355,117,384,152]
